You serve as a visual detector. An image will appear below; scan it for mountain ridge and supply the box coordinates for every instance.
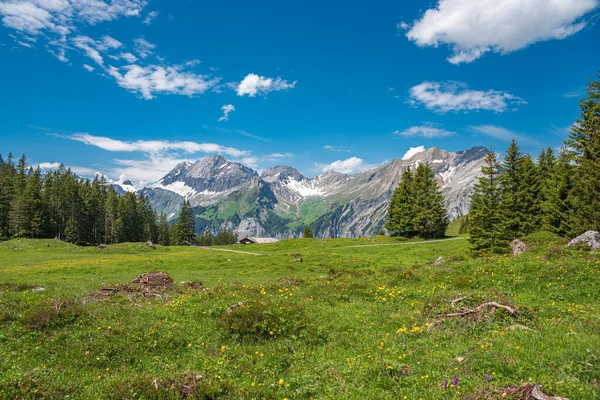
[139,146,488,238]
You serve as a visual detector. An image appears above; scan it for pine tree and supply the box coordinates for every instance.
[157,213,171,246]
[410,163,448,238]
[175,200,196,244]
[565,72,600,234]
[0,153,15,237]
[198,230,214,246]
[385,168,414,237]
[214,229,237,245]
[518,155,542,235]
[541,148,576,236]
[499,140,525,240]
[469,149,509,253]
[22,167,44,238]
[303,226,314,238]
[9,155,29,237]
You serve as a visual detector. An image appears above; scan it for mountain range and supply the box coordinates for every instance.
[115,146,488,238]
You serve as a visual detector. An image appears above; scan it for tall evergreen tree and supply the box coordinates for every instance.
[410,163,448,238]
[499,140,525,240]
[0,153,15,237]
[175,200,196,244]
[157,212,171,246]
[518,155,542,235]
[565,72,600,233]
[385,168,414,237]
[469,149,509,253]
[541,148,575,236]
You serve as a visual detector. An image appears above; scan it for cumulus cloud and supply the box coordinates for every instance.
[319,157,373,174]
[72,35,122,65]
[66,133,249,158]
[82,63,95,71]
[236,73,297,97]
[218,104,235,122]
[394,125,455,138]
[409,81,525,113]
[323,145,351,153]
[402,146,426,160]
[402,0,599,64]
[470,125,539,145]
[106,63,220,99]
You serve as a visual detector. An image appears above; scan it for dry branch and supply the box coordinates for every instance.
[428,301,517,332]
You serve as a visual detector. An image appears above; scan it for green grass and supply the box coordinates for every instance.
[0,236,598,399]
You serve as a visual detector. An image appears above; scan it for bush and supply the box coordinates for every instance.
[221,298,307,342]
[521,231,567,249]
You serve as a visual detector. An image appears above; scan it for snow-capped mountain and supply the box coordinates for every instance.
[140,146,488,238]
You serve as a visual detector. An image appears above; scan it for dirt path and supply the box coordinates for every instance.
[344,236,467,248]
[197,247,263,256]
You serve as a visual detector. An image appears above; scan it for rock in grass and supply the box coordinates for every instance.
[511,239,531,256]
[567,231,600,252]
[433,256,444,267]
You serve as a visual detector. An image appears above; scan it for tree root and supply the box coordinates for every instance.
[428,298,518,332]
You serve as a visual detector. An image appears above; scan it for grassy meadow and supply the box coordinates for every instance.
[0,234,599,399]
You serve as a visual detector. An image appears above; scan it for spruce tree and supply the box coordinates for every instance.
[541,148,576,236]
[385,168,414,237]
[469,149,509,253]
[0,153,15,237]
[499,140,525,240]
[303,226,314,238]
[565,72,600,233]
[518,155,542,235]
[157,213,171,246]
[175,200,196,244]
[410,163,448,238]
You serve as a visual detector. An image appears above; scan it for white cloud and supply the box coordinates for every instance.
[394,125,455,138]
[133,37,155,58]
[107,63,220,99]
[142,10,158,25]
[82,63,94,71]
[110,156,194,183]
[236,73,296,97]
[72,35,122,65]
[470,125,539,145]
[0,0,146,37]
[37,162,98,176]
[323,145,351,153]
[402,146,426,160]
[66,132,250,158]
[404,0,599,64]
[320,157,371,174]
[117,51,138,62]
[409,81,525,113]
[218,104,235,122]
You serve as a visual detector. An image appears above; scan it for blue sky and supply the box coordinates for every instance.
[0,0,598,185]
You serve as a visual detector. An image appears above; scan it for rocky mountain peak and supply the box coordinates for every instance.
[261,165,305,182]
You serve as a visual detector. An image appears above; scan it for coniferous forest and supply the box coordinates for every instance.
[0,159,158,245]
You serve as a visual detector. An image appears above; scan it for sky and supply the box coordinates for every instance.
[0,0,599,186]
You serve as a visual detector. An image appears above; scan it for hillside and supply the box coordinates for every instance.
[142,146,488,238]
[0,236,597,399]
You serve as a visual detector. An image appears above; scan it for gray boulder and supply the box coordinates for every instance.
[567,231,600,251]
[511,239,531,256]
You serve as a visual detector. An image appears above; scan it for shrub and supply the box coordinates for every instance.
[521,231,567,249]
[221,298,307,342]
